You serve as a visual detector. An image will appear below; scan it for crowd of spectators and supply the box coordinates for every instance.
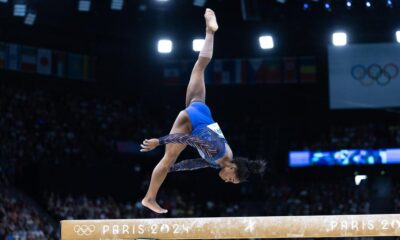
[44,181,370,222]
[291,123,400,150]
[1,83,399,175]
[0,178,375,240]
[261,182,370,216]
[0,173,58,240]
[0,81,398,239]
[392,183,400,213]
[44,190,244,220]
[0,86,80,179]
[0,84,164,180]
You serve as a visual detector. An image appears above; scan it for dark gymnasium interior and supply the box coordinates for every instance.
[0,0,400,239]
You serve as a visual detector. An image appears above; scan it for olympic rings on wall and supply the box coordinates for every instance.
[351,64,399,86]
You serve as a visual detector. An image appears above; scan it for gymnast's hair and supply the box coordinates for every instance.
[232,157,266,182]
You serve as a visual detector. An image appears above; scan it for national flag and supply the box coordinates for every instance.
[299,56,317,83]
[67,53,83,79]
[83,55,95,81]
[258,58,282,84]
[163,61,180,85]
[214,59,240,84]
[239,59,251,84]
[212,60,224,84]
[217,60,240,85]
[283,57,298,83]
[20,46,37,72]
[232,59,242,84]
[37,48,52,75]
[0,42,6,69]
[53,51,66,77]
[248,58,263,83]
[204,61,213,84]
[7,44,19,71]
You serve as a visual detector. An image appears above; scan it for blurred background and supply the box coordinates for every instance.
[0,0,400,239]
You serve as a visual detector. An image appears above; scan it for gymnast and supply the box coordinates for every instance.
[140,8,266,214]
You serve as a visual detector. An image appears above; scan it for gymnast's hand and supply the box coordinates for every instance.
[140,138,160,152]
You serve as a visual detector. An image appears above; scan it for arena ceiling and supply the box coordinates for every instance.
[0,0,398,58]
[0,0,398,38]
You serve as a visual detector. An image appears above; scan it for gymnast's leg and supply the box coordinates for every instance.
[141,8,218,214]
[141,111,190,214]
[185,8,218,107]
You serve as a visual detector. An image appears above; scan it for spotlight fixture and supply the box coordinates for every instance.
[332,32,347,46]
[13,1,27,17]
[193,0,207,7]
[259,35,274,49]
[78,0,91,12]
[158,39,172,54]
[192,39,205,52]
[365,1,371,8]
[303,3,310,10]
[324,2,331,11]
[386,0,393,8]
[24,9,36,25]
[346,0,352,9]
[111,0,124,10]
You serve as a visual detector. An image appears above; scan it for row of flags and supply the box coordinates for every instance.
[0,42,96,81]
[164,56,317,85]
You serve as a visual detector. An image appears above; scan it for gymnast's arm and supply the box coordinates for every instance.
[140,133,217,158]
[169,158,218,172]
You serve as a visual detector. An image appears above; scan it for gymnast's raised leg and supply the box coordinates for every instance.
[141,8,218,214]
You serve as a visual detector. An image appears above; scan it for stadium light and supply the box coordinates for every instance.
[158,39,172,53]
[193,0,207,7]
[346,0,352,9]
[24,10,36,25]
[365,1,371,8]
[396,31,400,43]
[78,0,91,12]
[192,39,205,52]
[259,35,274,49]
[14,1,27,17]
[111,0,124,10]
[355,175,367,185]
[324,2,331,11]
[332,32,347,46]
[387,0,393,8]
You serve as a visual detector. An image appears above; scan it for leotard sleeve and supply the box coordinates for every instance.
[169,158,219,172]
[159,133,217,159]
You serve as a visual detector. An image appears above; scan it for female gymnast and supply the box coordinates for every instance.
[140,8,266,214]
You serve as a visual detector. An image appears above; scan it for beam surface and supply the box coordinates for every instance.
[61,214,400,239]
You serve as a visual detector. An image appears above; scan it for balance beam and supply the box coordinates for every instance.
[61,214,400,239]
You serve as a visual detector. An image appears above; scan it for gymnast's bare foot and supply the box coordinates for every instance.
[141,198,168,214]
[204,8,218,33]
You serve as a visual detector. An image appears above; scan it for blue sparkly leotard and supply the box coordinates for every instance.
[158,102,227,172]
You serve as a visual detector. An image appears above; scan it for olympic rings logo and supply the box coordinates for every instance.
[73,225,95,236]
[351,64,399,86]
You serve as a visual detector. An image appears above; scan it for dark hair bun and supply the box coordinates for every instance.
[248,160,266,176]
[232,158,267,182]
